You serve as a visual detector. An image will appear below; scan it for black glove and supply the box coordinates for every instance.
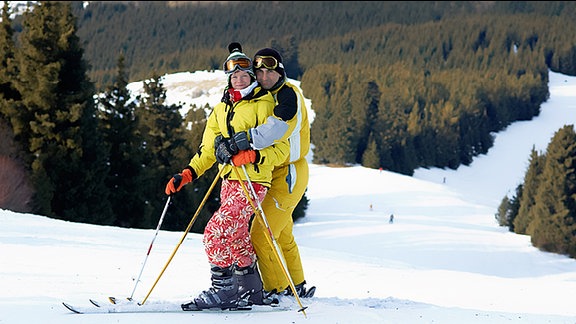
[232,131,251,151]
[215,135,238,164]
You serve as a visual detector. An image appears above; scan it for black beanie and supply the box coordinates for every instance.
[254,47,285,77]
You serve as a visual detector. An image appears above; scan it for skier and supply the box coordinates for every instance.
[216,47,314,298]
[165,42,289,311]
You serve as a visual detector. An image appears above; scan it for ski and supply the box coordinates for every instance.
[63,299,291,314]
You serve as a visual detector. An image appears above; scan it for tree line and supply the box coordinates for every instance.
[302,15,558,174]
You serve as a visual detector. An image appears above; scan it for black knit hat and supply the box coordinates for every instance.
[253,47,285,77]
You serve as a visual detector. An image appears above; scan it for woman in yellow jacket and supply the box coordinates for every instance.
[165,42,289,311]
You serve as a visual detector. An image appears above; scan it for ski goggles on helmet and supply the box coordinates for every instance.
[223,57,252,74]
[254,56,283,70]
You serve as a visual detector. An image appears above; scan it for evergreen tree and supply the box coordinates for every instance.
[12,1,113,223]
[0,0,23,149]
[98,55,147,228]
[507,184,523,232]
[496,184,523,231]
[496,196,511,227]
[362,135,380,169]
[135,74,188,229]
[0,1,33,213]
[0,1,17,102]
[530,125,576,257]
[514,147,544,234]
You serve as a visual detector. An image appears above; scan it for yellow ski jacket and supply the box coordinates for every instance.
[188,85,289,187]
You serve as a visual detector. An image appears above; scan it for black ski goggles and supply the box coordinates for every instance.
[223,57,252,74]
[254,56,283,70]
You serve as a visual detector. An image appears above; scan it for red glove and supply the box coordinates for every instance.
[165,168,193,195]
[232,150,257,166]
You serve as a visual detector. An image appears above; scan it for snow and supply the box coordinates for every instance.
[2,70,576,323]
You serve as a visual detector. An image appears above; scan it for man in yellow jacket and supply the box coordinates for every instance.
[217,47,315,298]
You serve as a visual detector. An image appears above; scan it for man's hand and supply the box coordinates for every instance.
[232,131,251,150]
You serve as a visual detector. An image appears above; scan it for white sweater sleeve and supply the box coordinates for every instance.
[249,116,289,150]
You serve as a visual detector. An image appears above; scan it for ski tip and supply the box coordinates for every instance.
[89,299,100,307]
[62,302,83,314]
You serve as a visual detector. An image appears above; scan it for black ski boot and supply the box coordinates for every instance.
[235,263,278,307]
[284,280,316,298]
[181,265,239,311]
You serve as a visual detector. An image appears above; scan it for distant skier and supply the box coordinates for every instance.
[389,214,394,224]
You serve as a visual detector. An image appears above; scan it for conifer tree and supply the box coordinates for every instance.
[506,184,523,232]
[0,0,23,147]
[13,1,113,223]
[529,125,576,257]
[496,196,511,227]
[98,55,146,228]
[514,147,544,234]
[362,135,380,169]
[0,2,16,146]
[135,74,187,229]
[0,1,16,101]
[0,1,34,213]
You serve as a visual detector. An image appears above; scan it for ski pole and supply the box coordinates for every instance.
[127,195,171,301]
[140,167,224,305]
[232,165,307,317]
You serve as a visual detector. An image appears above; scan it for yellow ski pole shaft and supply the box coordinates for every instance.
[232,166,307,317]
[140,167,224,305]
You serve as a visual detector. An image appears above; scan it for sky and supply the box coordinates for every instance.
[1,70,576,324]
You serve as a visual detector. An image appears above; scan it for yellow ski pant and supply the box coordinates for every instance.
[250,158,308,292]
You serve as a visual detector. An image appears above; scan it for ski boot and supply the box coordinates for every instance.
[284,280,316,298]
[235,262,278,307]
[181,264,240,311]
